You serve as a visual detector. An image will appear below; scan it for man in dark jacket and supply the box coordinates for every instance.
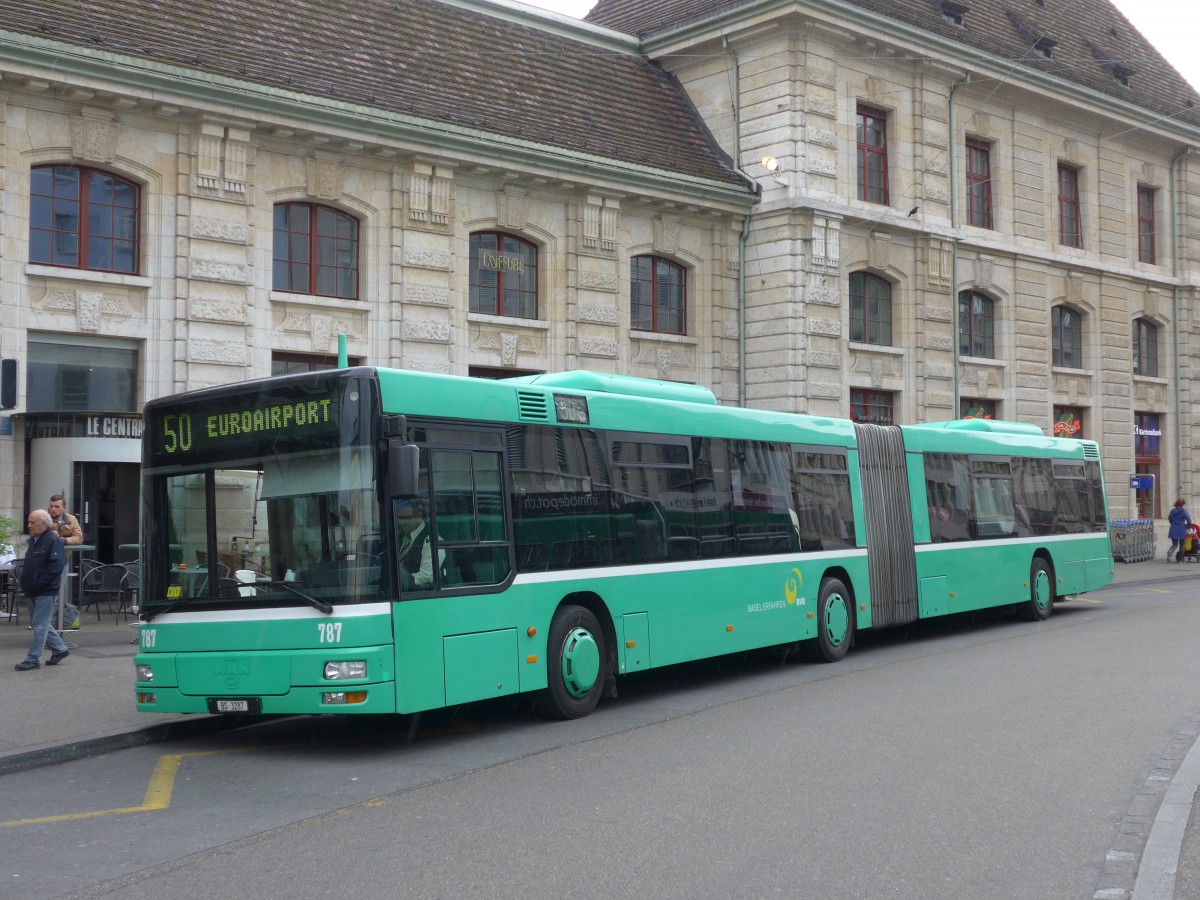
[15,508,70,670]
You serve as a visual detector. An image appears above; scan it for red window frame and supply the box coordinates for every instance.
[856,106,889,204]
[1057,165,1082,247]
[273,202,360,299]
[1137,186,1156,264]
[630,256,687,335]
[29,165,140,274]
[966,139,993,229]
[469,232,539,319]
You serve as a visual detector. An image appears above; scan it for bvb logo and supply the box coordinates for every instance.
[784,567,803,605]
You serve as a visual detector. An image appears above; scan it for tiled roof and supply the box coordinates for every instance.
[586,0,1200,130]
[0,0,749,190]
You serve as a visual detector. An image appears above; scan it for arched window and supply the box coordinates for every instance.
[958,290,995,358]
[1133,318,1158,377]
[470,232,538,318]
[849,272,892,345]
[273,202,360,299]
[30,165,140,274]
[1052,305,1082,368]
[630,256,686,335]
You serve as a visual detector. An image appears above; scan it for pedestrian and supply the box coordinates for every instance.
[1167,498,1192,563]
[48,493,83,545]
[14,508,70,671]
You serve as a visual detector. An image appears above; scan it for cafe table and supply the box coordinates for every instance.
[58,544,96,634]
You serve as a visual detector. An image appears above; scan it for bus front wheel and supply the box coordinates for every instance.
[1022,557,1055,622]
[811,577,853,663]
[538,604,606,719]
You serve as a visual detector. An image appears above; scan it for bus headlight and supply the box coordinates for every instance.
[324,660,367,680]
[136,665,154,682]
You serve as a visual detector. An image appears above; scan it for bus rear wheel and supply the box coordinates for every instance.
[811,577,853,663]
[1021,557,1055,621]
[537,604,606,719]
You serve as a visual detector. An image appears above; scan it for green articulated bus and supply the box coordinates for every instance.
[134,367,1112,719]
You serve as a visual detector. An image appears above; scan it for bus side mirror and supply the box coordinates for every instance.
[388,442,420,497]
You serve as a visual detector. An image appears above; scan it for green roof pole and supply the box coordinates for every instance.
[338,333,348,368]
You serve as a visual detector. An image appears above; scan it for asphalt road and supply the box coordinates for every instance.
[5,578,1200,900]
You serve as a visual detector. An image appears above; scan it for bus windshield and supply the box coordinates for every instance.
[140,370,385,613]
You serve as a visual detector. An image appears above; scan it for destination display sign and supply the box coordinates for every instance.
[144,379,359,466]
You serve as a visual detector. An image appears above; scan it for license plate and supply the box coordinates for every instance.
[207,698,262,715]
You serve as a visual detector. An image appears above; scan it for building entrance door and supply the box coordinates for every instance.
[73,462,140,563]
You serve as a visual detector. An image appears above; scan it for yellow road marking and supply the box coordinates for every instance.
[0,747,260,827]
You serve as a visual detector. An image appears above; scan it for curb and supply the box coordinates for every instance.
[0,714,268,776]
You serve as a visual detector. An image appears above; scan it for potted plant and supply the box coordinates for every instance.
[0,513,18,567]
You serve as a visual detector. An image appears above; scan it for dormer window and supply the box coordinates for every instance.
[1009,13,1057,59]
[941,1,968,26]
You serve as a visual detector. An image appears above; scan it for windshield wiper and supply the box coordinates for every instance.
[142,597,192,622]
[255,580,334,614]
[142,582,334,621]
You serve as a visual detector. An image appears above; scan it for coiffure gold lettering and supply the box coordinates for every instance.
[208,399,332,438]
[478,251,524,273]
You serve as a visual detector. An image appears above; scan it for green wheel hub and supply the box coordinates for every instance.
[825,593,850,647]
[559,626,601,698]
[1033,568,1052,611]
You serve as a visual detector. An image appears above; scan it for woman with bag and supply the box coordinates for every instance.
[1167,498,1192,562]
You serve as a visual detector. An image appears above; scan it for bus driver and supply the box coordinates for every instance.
[395,497,433,589]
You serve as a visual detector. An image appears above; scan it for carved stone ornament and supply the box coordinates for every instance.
[496,187,528,230]
[654,216,679,255]
[188,339,247,365]
[34,288,136,332]
[307,156,345,202]
[579,271,618,293]
[72,112,117,164]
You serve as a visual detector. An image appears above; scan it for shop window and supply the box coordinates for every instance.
[26,337,137,413]
[850,389,894,425]
[849,272,892,345]
[631,256,686,335]
[958,291,995,358]
[469,232,538,319]
[273,202,360,299]
[1052,305,1082,368]
[960,398,997,419]
[29,165,140,274]
[1053,406,1084,439]
[271,352,362,376]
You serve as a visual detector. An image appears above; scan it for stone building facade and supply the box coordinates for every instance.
[590,0,1200,519]
[0,0,1198,557]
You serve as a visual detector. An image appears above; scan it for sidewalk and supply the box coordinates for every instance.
[0,606,251,775]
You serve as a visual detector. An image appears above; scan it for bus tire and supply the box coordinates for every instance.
[537,604,606,719]
[1022,557,1055,621]
[811,577,853,663]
